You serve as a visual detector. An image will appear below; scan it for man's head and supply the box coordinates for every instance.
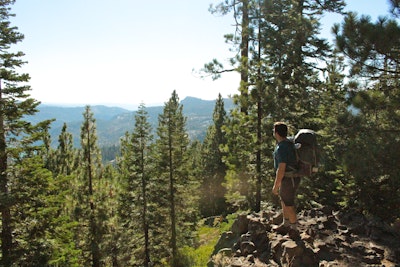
[273,122,288,138]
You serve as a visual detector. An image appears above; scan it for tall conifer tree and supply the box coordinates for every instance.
[154,91,195,266]
[200,94,228,216]
[75,106,104,267]
[207,0,345,211]
[47,123,81,265]
[0,1,50,265]
[333,12,400,220]
[54,123,77,176]
[117,103,153,266]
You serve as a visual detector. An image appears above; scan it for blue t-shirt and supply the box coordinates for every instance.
[273,139,297,171]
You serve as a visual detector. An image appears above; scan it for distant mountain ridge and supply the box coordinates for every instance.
[28,97,234,147]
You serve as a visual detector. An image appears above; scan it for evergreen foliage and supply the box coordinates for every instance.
[0,0,399,266]
[73,106,105,267]
[333,12,400,220]
[0,1,54,265]
[116,103,153,266]
[42,123,81,266]
[206,0,346,212]
[200,94,228,217]
[154,91,198,266]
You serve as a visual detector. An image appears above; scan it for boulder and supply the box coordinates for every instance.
[231,214,249,235]
[208,206,400,267]
[212,231,237,255]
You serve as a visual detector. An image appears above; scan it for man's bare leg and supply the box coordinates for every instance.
[281,201,290,226]
[282,203,297,229]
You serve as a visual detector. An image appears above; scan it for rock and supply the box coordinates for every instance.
[260,209,275,220]
[267,259,280,266]
[351,240,367,255]
[213,231,237,255]
[252,233,269,255]
[208,206,400,267]
[240,233,252,243]
[300,232,313,243]
[245,254,255,263]
[282,240,304,258]
[333,234,346,245]
[230,257,252,267]
[302,217,318,227]
[318,260,341,266]
[370,244,385,255]
[240,241,256,256]
[363,254,382,265]
[337,224,349,235]
[306,227,317,239]
[217,248,232,257]
[231,214,249,235]
[321,206,334,216]
[322,215,338,230]
[270,238,287,263]
[301,246,319,266]
[313,240,338,261]
[248,217,268,235]
[271,212,283,225]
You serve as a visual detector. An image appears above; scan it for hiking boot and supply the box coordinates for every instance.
[288,228,300,240]
[272,224,290,235]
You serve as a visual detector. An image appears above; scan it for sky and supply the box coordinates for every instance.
[10,0,392,110]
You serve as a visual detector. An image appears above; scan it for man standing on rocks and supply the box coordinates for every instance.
[272,122,301,237]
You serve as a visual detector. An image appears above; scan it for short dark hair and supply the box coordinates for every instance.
[274,122,288,137]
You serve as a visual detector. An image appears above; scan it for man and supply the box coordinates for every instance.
[272,122,301,236]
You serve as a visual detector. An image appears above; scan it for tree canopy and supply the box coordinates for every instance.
[0,0,399,266]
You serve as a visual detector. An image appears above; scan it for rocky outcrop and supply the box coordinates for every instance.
[208,207,400,267]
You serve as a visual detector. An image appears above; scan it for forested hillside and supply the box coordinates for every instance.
[28,97,234,148]
[0,1,399,267]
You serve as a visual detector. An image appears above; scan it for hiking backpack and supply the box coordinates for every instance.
[289,129,319,177]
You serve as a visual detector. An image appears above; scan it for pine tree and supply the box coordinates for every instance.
[333,11,400,221]
[74,106,104,267]
[296,51,349,210]
[204,0,251,114]
[0,1,52,265]
[11,156,54,266]
[207,0,346,211]
[100,164,119,267]
[200,94,228,216]
[54,123,77,176]
[154,91,196,266]
[117,103,153,266]
[221,107,254,210]
[390,0,400,16]
[132,104,152,266]
[48,122,81,265]
[11,144,79,266]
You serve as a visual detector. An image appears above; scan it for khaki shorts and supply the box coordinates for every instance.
[279,176,301,206]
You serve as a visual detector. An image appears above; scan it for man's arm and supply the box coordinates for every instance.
[273,162,286,195]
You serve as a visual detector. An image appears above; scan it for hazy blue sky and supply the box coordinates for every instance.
[10,0,392,109]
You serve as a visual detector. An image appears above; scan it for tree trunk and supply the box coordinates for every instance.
[255,11,263,213]
[0,81,12,267]
[240,0,250,114]
[169,131,177,266]
[141,150,150,267]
